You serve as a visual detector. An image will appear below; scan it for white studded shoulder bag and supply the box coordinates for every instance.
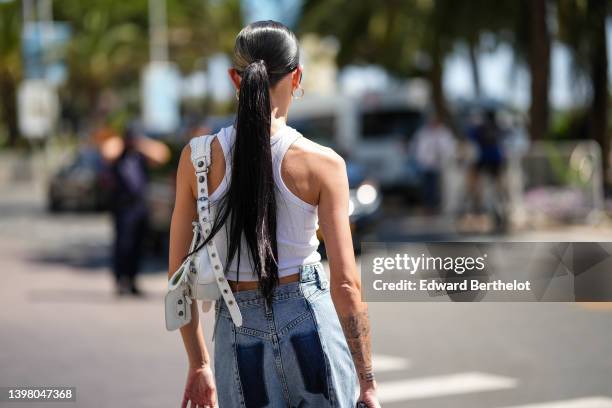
[165,132,243,331]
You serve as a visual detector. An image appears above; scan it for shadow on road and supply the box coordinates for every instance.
[26,288,165,304]
[23,243,167,275]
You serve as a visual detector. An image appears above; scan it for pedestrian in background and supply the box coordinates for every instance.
[413,113,456,213]
[101,122,170,296]
[464,109,508,230]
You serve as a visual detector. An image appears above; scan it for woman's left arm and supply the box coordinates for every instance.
[316,150,379,407]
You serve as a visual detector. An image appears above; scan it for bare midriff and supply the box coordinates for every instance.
[227,272,301,292]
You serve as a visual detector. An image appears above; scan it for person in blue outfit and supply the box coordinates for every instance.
[466,109,508,229]
[103,123,170,296]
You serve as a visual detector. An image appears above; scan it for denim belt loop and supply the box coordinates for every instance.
[314,263,329,290]
[299,263,311,284]
[263,296,272,316]
[212,301,220,341]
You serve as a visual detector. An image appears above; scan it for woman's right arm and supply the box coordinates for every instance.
[169,145,216,407]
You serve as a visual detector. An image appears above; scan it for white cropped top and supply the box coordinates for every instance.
[207,125,322,281]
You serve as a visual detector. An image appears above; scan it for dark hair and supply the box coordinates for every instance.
[189,20,299,304]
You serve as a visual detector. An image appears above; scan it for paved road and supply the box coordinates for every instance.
[1,182,612,408]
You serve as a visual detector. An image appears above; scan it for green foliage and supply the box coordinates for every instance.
[0,1,21,75]
[0,0,608,148]
[543,142,592,187]
[550,109,589,140]
[299,0,519,76]
[167,0,242,71]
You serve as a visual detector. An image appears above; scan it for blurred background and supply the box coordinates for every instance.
[1,1,612,407]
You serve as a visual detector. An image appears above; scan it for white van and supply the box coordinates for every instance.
[288,93,358,154]
[289,91,426,191]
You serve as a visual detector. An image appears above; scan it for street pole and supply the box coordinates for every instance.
[22,0,34,24]
[143,0,180,136]
[37,0,52,79]
[38,0,53,186]
[148,0,168,62]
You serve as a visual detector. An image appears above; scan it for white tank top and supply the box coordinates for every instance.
[208,125,322,281]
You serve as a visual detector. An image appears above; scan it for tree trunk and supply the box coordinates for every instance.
[525,0,551,140]
[0,69,19,147]
[429,39,452,127]
[588,0,609,187]
[468,38,481,99]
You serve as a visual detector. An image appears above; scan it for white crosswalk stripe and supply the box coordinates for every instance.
[372,354,410,372]
[370,354,612,406]
[376,371,517,403]
[501,397,612,408]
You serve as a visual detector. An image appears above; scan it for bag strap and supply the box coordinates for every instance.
[189,133,243,327]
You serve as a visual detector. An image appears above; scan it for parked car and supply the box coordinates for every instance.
[344,161,382,250]
[47,147,113,212]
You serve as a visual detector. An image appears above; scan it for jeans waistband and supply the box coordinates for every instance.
[218,262,328,306]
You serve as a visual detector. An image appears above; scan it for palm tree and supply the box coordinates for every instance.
[526,0,552,141]
[300,0,554,141]
[557,0,610,185]
[300,0,456,123]
[54,0,149,121]
[0,1,22,146]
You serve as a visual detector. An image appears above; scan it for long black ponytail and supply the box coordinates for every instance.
[189,21,300,304]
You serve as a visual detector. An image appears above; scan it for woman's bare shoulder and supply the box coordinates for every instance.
[290,134,347,178]
[291,134,345,166]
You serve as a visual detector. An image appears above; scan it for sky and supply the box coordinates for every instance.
[442,19,612,110]
[339,19,612,111]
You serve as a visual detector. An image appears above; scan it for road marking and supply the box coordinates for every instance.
[377,372,517,403]
[576,302,612,311]
[372,354,410,372]
[501,397,612,408]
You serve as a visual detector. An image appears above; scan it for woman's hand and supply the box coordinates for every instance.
[358,383,381,408]
[181,365,217,408]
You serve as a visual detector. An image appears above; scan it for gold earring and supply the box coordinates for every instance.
[235,89,239,100]
[292,86,304,99]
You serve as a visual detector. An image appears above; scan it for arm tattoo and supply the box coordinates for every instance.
[339,309,375,384]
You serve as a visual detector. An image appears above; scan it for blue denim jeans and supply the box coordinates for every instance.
[213,262,358,408]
